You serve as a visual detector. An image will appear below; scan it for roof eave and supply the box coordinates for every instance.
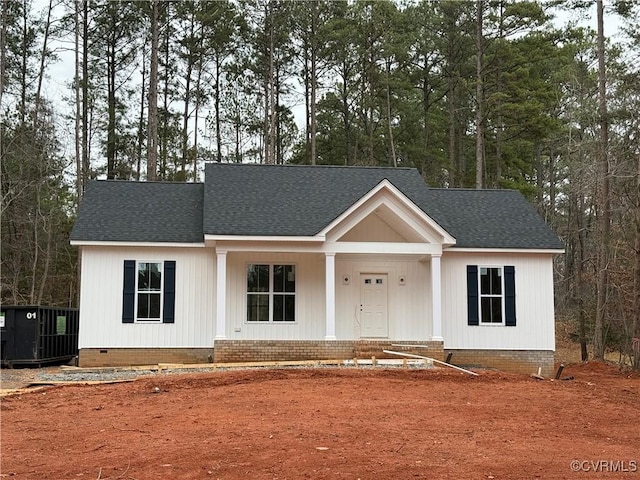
[445,247,565,254]
[204,234,325,242]
[70,240,205,248]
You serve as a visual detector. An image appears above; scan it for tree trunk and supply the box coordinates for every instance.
[268,8,277,165]
[193,54,202,179]
[74,0,82,201]
[536,143,543,214]
[36,212,53,305]
[494,0,504,188]
[0,0,6,105]
[136,43,147,182]
[181,13,194,176]
[448,69,456,186]
[594,0,610,360]
[147,0,158,181]
[106,37,117,179]
[181,61,192,176]
[385,60,396,168]
[33,0,52,130]
[19,0,27,126]
[549,145,556,221]
[303,34,310,163]
[310,0,317,166]
[29,192,41,304]
[160,5,170,179]
[215,54,222,162]
[422,78,431,181]
[634,150,640,369]
[475,0,484,189]
[82,0,89,193]
[341,63,350,166]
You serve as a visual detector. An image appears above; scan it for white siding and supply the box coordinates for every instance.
[79,245,555,350]
[441,252,555,350]
[335,255,431,340]
[225,252,326,340]
[78,246,215,348]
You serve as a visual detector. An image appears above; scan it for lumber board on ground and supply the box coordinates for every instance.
[383,350,479,376]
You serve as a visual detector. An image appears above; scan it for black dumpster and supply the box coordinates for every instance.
[0,306,79,367]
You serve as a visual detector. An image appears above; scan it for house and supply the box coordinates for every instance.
[70,163,564,375]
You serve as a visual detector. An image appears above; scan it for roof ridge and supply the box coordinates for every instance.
[94,179,204,185]
[205,162,416,171]
[427,187,519,193]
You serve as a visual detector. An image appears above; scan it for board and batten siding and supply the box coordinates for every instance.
[441,252,555,350]
[78,246,215,348]
[225,252,326,340]
[335,255,431,340]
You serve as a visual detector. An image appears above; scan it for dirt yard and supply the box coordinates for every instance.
[1,363,638,480]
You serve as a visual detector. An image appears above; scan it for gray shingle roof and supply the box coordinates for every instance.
[203,163,429,237]
[71,163,563,250]
[418,188,563,249]
[70,181,204,243]
[203,163,563,249]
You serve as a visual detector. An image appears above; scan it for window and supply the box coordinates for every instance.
[122,260,175,324]
[480,267,503,324]
[247,264,295,322]
[467,265,516,326]
[137,262,163,321]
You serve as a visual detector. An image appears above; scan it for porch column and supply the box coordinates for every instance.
[215,249,227,339]
[325,252,336,340]
[431,254,443,341]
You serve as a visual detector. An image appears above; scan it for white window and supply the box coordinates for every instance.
[247,264,296,322]
[136,262,163,321]
[479,267,504,324]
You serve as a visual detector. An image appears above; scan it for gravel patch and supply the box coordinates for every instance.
[2,359,435,390]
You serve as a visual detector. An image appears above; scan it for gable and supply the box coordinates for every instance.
[324,180,455,245]
[338,210,410,243]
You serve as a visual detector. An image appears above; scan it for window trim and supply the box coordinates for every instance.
[245,263,297,323]
[478,265,505,326]
[135,260,164,323]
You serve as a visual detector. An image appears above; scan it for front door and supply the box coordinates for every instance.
[360,274,388,338]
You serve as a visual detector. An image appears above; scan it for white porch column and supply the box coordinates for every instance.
[215,249,227,339]
[431,254,443,341]
[325,252,336,340]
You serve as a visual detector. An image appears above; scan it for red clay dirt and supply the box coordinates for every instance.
[1,363,638,480]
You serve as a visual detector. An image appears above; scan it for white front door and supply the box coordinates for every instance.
[360,273,389,338]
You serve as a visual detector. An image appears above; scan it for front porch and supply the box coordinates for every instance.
[213,339,444,363]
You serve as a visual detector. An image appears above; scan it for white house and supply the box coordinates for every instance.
[70,163,563,375]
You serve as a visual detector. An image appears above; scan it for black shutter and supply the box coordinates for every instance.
[163,260,176,324]
[504,265,516,326]
[122,260,135,323]
[467,265,479,326]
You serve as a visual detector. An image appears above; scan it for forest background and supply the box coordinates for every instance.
[1,0,639,366]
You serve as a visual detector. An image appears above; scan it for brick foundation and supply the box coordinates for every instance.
[445,349,554,377]
[78,344,554,376]
[213,340,445,363]
[78,348,213,367]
